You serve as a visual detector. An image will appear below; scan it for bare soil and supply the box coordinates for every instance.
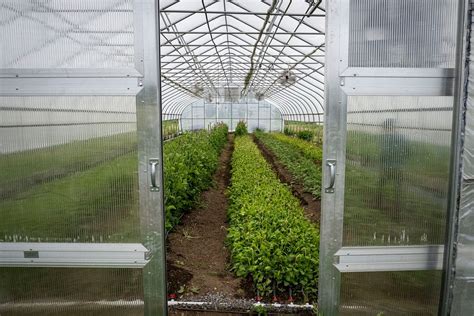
[253,135,321,223]
[167,135,249,300]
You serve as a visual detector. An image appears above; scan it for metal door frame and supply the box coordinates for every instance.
[0,0,167,315]
[319,0,464,314]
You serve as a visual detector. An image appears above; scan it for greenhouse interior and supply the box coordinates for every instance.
[0,0,473,315]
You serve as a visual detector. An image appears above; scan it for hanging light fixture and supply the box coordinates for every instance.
[193,82,204,95]
[205,93,213,103]
[278,69,297,86]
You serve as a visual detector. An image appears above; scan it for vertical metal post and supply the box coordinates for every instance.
[269,103,272,132]
[137,0,167,315]
[246,100,249,129]
[191,101,194,130]
[440,0,470,314]
[216,98,219,123]
[318,0,345,314]
[257,100,260,129]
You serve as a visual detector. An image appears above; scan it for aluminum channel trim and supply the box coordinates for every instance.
[0,242,149,268]
[334,245,444,273]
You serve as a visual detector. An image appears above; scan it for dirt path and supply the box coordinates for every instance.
[167,134,246,299]
[253,135,321,223]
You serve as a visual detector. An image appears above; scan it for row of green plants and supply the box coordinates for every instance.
[283,121,323,145]
[227,135,319,301]
[163,123,228,230]
[255,131,323,199]
[163,119,180,139]
[271,133,322,163]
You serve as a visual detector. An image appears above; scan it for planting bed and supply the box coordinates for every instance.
[227,135,319,303]
[254,132,322,198]
[167,134,248,300]
[166,133,320,314]
[164,124,229,230]
[253,135,320,224]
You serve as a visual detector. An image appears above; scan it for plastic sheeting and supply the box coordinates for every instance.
[450,4,474,313]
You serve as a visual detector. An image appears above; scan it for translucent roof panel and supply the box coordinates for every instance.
[160,0,326,121]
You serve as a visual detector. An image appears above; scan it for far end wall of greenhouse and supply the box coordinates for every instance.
[180,99,283,132]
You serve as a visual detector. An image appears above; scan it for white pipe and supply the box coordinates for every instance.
[0,300,314,310]
[169,300,314,309]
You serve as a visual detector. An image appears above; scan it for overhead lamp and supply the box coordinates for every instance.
[278,69,297,86]
[193,82,204,95]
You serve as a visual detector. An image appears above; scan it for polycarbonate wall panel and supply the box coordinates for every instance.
[348,0,457,68]
[0,0,135,69]
[0,96,136,153]
[0,0,167,314]
[180,100,283,132]
[450,17,474,313]
[0,268,143,315]
[0,96,139,243]
[344,96,453,246]
[340,271,442,315]
[451,182,474,315]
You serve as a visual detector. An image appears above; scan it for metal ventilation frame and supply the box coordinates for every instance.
[159,0,326,125]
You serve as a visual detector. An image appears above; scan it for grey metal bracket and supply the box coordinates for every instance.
[334,245,444,273]
[0,242,150,268]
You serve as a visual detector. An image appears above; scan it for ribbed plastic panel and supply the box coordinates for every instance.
[450,6,474,314]
[343,95,453,246]
[0,267,144,315]
[0,0,134,69]
[348,0,457,68]
[340,271,442,315]
[0,96,139,243]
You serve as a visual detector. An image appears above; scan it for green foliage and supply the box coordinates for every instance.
[252,305,268,315]
[284,121,323,145]
[283,126,295,136]
[208,123,229,151]
[256,132,322,198]
[234,120,248,136]
[271,133,322,163]
[297,130,314,142]
[163,119,180,139]
[227,136,319,300]
[164,124,228,230]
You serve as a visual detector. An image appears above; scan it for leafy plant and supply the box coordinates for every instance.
[164,124,228,230]
[252,305,268,315]
[271,133,323,163]
[283,121,323,145]
[234,120,248,136]
[255,131,322,198]
[297,130,314,142]
[227,135,319,300]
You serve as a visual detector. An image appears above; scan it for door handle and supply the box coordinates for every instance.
[149,158,160,192]
[325,159,336,193]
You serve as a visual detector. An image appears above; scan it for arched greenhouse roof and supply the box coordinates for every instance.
[160,0,326,122]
